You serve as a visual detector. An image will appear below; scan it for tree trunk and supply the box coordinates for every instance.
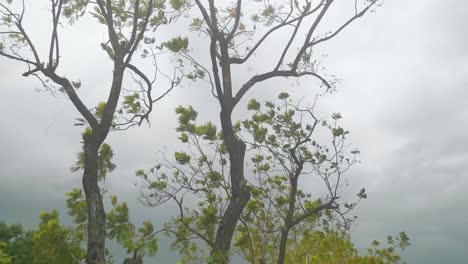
[83,137,106,264]
[123,256,143,264]
[277,229,290,264]
[277,175,299,264]
[210,109,251,263]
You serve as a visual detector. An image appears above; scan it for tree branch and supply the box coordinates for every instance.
[48,0,62,71]
[291,0,333,71]
[194,0,216,35]
[290,198,338,228]
[124,0,154,64]
[0,50,38,66]
[229,1,324,65]
[43,70,100,130]
[233,70,330,107]
[226,0,242,41]
[309,0,378,48]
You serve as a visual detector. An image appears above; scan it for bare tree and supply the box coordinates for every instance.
[0,0,182,263]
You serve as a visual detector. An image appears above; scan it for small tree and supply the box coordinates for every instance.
[1,187,161,264]
[163,0,380,261]
[0,223,32,264]
[235,93,364,264]
[1,217,82,264]
[283,213,410,264]
[32,210,85,264]
[0,243,12,264]
[66,188,159,263]
[0,1,183,262]
[137,94,369,263]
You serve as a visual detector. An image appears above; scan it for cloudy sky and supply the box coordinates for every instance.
[1,0,467,263]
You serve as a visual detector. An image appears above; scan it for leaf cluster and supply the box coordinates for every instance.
[70,142,116,181]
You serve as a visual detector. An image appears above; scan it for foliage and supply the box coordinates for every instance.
[0,242,12,264]
[107,195,159,258]
[70,142,117,181]
[163,37,189,53]
[1,186,160,263]
[0,222,33,264]
[65,188,159,260]
[136,104,229,263]
[283,214,410,264]
[136,94,375,263]
[32,210,85,264]
[234,93,367,263]
[0,214,85,264]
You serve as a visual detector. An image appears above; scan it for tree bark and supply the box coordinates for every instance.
[210,108,251,263]
[83,137,106,264]
[277,163,301,264]
[123,256,143,264]
[277,182,297,264]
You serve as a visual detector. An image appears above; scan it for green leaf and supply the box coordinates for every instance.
[163,37,189,53]
[189,18,204,31]
[175,106,197,124]
[169,0,187,10]
[95,101,107,120]
[196,122,217,140]
[278,92,290,99]
[247,99,261,110]
[178,133,189,143]
[332,127,345,137]
[175,152,191,165]
[71,80,81,89]
[111,195,118,206]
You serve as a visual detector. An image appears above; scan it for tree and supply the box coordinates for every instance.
[282,213,410,264]
[0,186,161,263]
[31,210,85,264]
[66,189,159,263]
[137,94,374,263]
[0,1,183,263]
[0,222,33,264]
[1,215,83,264]
[234,93,364,264]
[162,0,380,261]
[0,245,12,264]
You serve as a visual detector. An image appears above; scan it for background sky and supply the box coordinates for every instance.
[1,0,468,263]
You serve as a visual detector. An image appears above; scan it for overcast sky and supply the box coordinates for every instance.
[1,0,467,263]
